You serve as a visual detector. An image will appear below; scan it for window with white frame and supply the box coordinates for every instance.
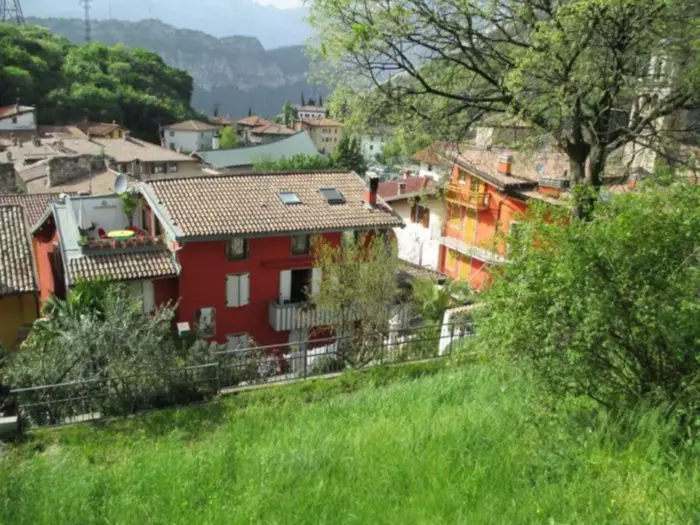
[168,163,179,173]
[291,234,310,255]
[227,333,249,352]
[226,273,250,307]
[169,131,175,137]
[226,237,247,260]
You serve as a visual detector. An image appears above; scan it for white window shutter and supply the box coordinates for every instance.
[240,273,250,306]
[279,270,292,303]
[311,268,322,296]
[142,280,155,313]
[226,275,239,307]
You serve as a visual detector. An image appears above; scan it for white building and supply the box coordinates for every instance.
[361,129,394,162]
[0,104,37,132]
[378,176,444,270]
[163,120,222,153]
[411,143,454,180]
[295,105,327,120]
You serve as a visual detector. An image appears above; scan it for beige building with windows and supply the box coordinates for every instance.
[292,118,343,155]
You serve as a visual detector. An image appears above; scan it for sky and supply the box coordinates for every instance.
[253,0,304,8]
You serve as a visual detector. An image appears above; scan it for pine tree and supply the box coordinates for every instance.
[301,92,305,106]
[248,107,252,117]
[319,94,323,107]
[333,135,367,175]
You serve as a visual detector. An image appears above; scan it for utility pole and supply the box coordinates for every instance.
[79,0,92,43]
[0,0,25,24]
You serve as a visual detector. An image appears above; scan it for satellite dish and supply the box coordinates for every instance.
[114,173,128,194]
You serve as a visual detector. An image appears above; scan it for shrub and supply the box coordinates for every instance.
[476,180,700,430]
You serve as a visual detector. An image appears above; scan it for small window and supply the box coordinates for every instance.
[168,163,178,173]
[458,169,468,182]
[227,237,247,260]
[153,163,166,174]
[227,333,249,352]
[291,234,310,255]
[279,192,301,205]
[427,164,433,172]
[169,143,175,150]
[226,273,250,307]
[11,116,18,124]
[411,203,430,228]
[169,131,175,137]
[195,307,216,338]
[320,188,345,205]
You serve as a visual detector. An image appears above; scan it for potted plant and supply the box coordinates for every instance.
[120,191,139,227]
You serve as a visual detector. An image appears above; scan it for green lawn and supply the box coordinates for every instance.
[1,361,698,524]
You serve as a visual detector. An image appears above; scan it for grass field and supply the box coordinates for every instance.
[0,361,698,524]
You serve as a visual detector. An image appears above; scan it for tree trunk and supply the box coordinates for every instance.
[566,143,590,219]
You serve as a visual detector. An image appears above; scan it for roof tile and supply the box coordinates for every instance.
[68,249,179,284]
[146,171,403,238]
[0,192,77,227]
[0,205,36,296]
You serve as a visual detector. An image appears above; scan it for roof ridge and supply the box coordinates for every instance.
[147,169,357,184]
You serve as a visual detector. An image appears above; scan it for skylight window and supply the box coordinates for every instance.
[320,188,345,205]
[279,192,301,205]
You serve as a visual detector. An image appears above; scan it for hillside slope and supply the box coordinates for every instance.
[27,18,328,118]
[21,0,312,48]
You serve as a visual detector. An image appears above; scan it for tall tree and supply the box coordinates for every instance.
[301,91,306,105]
[310,0,700,214]
[319,94,323,107]
[281,100,298,127]
[248,106,252,117]
[334,134,368,175]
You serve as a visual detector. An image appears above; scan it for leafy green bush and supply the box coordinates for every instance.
[477,180,700,432]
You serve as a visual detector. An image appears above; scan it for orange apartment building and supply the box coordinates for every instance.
[438,147,569,290]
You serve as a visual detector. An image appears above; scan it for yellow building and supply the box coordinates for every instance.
[292,118,343,155]
[0,205,39,349]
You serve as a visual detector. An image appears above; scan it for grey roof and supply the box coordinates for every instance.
[195,131,319,170]
[0,205,37,296]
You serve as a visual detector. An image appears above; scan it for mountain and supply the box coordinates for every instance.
[27,18,328,119]
[20,0,312,49]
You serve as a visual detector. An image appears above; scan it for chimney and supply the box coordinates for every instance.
[365,174,379,206]
[402,168,411,179]
[497,154,513,176]
[397,181,406,195]
[212,131,221,150]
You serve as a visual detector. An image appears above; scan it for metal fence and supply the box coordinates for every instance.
[10,321,474,429]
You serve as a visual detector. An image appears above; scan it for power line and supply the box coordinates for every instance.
[79,0,92,43]
[0,0,25,24]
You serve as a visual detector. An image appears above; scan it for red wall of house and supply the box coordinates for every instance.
[154,277,180,308]
[176,232,342,347]
[32,221,60,305]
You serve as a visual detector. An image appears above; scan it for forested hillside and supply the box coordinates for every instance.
[0,23,199,141]
[26,18,328,118]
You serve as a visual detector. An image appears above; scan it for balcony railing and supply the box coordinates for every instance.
[268,302,414,332]
[445,184,490,210]
[79,235,167,254]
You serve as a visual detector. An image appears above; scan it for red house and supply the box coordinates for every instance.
[33,171,401,349]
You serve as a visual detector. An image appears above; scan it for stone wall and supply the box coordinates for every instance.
[0,162,17,194]
[46,155,109,187]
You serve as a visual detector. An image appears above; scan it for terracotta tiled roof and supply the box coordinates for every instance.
[145,171,403,238]
[0,105,34,119]
[378,176,434,202]
[0,205,37,296]
[0,192,77,227]
[237,116,272,128]
[209,116,234,126]
[250,123,296,136]
[70,122,124,137]
[300,118,342,128]
[68,249,179,284]
[165,120,221,132]
[412,142,459,165]
[453,147,568,189]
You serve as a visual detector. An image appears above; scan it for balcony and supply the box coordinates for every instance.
[445,184,490,210]
[268,302,414,332]
[269,302,341,332]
